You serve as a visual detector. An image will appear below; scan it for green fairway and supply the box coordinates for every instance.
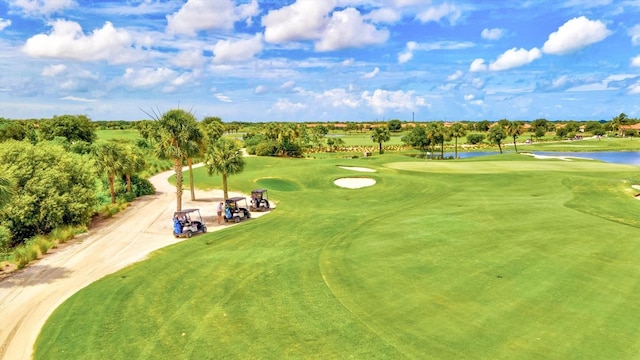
[35,154,640,359]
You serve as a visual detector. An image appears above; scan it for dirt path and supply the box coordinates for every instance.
[0,167,264,360]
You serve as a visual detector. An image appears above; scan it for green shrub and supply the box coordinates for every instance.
[14,243,38,269]
[467,133,485,144]
[0,225,11,253]
[34,236,54,255]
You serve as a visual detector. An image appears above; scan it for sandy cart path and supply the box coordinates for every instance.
[0,167,254,360]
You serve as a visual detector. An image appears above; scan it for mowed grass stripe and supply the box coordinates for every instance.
[36,154,640,359]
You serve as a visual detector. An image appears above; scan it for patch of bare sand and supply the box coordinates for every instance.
[520,152,592,161]
[338,166,376,173]
[334,177,376,189]
[0,164,271,360]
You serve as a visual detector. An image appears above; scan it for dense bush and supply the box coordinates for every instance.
[0,141,97,246]
[466,133,485,144]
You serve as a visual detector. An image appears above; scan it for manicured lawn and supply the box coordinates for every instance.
[35,153,640,359]
[96,129,141,141]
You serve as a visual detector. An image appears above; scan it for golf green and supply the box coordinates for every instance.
[35,154,640,359]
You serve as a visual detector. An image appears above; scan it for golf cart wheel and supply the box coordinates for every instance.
[187,230,193,238]
[202,226,207,233]
[246,211,251,219]
[234,217,240,223]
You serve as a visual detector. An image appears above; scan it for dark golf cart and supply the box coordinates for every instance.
[224,197,251,223]
[173,208,207,238]
[249,189,270,212]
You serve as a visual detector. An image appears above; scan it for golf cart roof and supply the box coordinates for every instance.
[174,208,201,215]
[252,189,267,193]
[226,197,246,202]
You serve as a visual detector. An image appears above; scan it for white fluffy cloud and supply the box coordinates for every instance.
[213,33,263,63]
[398,40,474,64]
[262,0,334,43]
[171,48,206,69]
[319,88,359,108]
[42,64,66,77]
[489,47,542,71]
[363,67,380,79]
[542,16,612,55]
[167,0,259,36]
[0,18,11,31]
[469,58,487,72]
[272,98,306,112]
[416,3,462,25]
[123,67,175,88]
[22,20,142,64]
[8,0,75,16]
[629,24,640,45]
[481,28,503,40]
[632,55,640,67]
[361,89,427,114]
[315,8,389,51]
[447,70,463,81]
[263,1,388,52]
[365,8,401,24]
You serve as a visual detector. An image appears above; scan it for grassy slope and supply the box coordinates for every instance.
[35,154,640,359]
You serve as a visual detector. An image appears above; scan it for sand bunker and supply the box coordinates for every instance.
[521,152,591,161]
[338,166,376,172]
[334,177,376,189]
[632,185,640,191]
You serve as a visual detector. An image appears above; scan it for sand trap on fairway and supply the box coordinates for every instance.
[334,177,376,189]
[338,166,376,173]
[632,185,640,191]
[521,152,591,161]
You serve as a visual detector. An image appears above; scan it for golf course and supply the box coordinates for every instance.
[34,152,640,359]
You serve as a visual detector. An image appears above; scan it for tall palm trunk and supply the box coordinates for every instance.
[108,173,116,204]
[222,173,228,200]
[188,157,195,201]
[454,137,458,159]
[126,174,132,193]
[513,137,518,153]
[174,159,183,211]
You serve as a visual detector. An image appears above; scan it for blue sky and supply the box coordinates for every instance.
[0,0,639,122]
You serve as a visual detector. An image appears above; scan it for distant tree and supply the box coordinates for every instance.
[449,123,467,159]
[371,126,391,154]
[387,119,402,132]
[402,125,431,157]
[310,125,329,149]
[584,121,602,134]
[507,121,524,153]
[327,137,345,152]
[475,120,491,132]
[611,113,628,136]
[497,118,511,128]
[466,133,485,145]
[92,141,126,204]
[38,114,97,143]
[204,138,245,200]
[426,122,446,159]
[487,126,507,153]
[121,145,146,194]
[0,121,28,142]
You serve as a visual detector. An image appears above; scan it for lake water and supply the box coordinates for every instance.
[440,151,640,165]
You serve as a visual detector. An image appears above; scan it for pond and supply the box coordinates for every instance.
[421,151,640,165]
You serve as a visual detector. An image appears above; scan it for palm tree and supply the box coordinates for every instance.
[371,126,391,154]
[185,125,204,201]
[611,113,628,136]
[425,122,444,159]
[487,125,507,154]
[0,176,14,209]
[204,138,245,200]
[121,145,146,194]
[507,121,524,153]
[154,109,199,211]
[92,141,126,204]
[449,123,467,159]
